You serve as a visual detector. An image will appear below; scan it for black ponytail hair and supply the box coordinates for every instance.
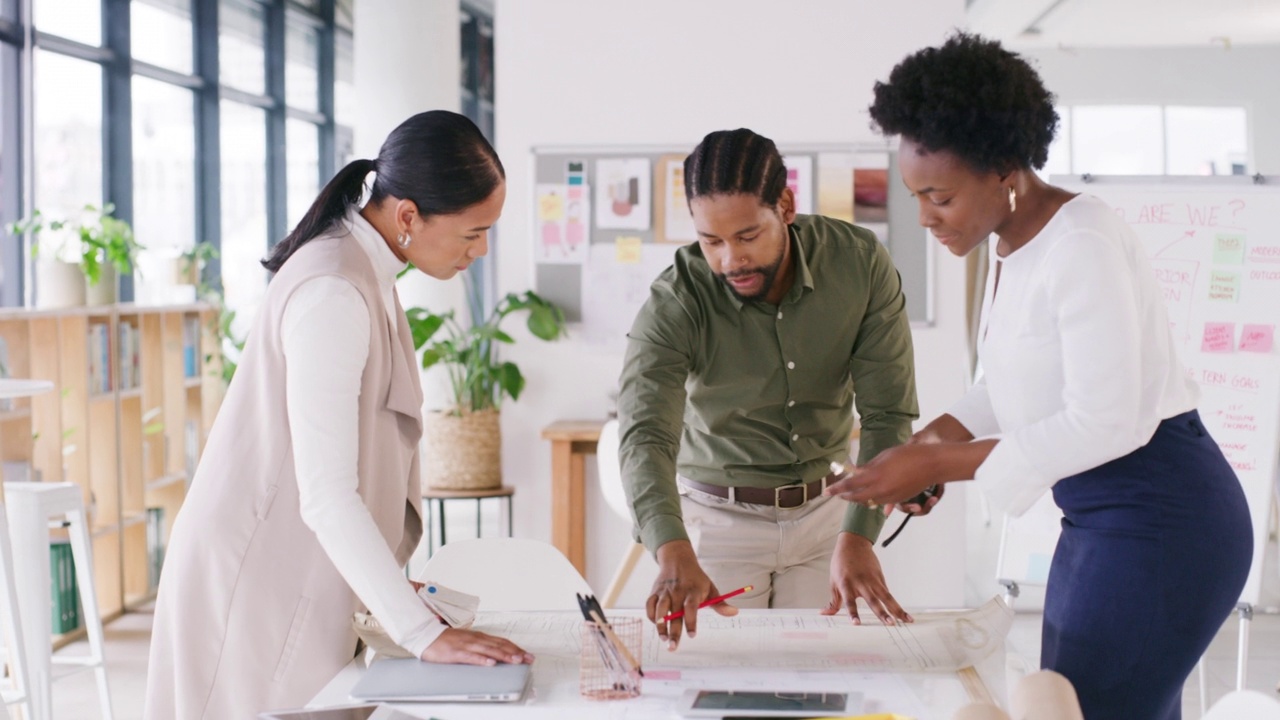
[683,128,788,206]
[263,110,504,272]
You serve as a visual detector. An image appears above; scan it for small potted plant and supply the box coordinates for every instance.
[406,285,567,490]
[76,204,143,306]
[6,210,84,309]
[177,241,219,288]
[6,204,143,307]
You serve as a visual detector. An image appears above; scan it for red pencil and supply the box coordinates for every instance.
[661,585,753,622]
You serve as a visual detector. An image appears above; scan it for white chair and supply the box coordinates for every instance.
[417,538,592,611]
[0,507,29,718]
[597,418,645,608]
[1202,689,1280,720]
[0,378,52,718]
[6,481,113,720]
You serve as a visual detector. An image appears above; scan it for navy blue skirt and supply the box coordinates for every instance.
[1043,410,1252,720]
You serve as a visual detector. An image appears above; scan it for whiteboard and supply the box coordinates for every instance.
[995,176,1280,607]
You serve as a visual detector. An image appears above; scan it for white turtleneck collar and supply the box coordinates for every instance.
[344,208,409,292]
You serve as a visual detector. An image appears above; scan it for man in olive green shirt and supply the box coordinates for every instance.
[618,129,921,649]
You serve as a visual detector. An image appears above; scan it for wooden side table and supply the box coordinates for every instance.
[422,486,515,555]
[540,420,606,576]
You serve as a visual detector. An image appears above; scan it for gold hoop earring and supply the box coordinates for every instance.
[396,232,411,249]
[1008,187,1018,213]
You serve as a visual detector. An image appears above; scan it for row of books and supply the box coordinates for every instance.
[87,322,144,395]
[182,316,201,379]
[91,317,197,392]
[147,506,167,592]
[49,505,169,634]
[2,314,199,399]
[118,320,142,390]
[51,540,80,634]
[87,323,114,395]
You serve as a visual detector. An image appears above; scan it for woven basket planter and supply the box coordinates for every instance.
[421,408,502,490]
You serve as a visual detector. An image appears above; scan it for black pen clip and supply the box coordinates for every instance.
[585,594,609,624]
[575,593,595,622]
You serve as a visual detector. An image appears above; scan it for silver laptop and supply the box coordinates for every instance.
[349,658,531,703]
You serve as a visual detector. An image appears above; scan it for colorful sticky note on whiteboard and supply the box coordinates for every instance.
[1239,324,1274,353]
[1213,233,1246,264]
[1202,322,1235,353]
[615,236,642,264]
[537,188,565,222]
[1207,270,1240,302]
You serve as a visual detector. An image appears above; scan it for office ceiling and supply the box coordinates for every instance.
[968,0,1280,48]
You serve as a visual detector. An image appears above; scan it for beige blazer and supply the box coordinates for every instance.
[144,232,424,719]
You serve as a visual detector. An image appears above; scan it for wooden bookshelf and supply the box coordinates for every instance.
[0,303,225,636]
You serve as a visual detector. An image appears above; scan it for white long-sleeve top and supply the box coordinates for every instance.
[281,210,444,657]
[948,194,1199,516]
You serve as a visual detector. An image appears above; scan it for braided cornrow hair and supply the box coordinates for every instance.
[683,128,788,206]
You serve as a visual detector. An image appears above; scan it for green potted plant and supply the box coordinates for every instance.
[76,204,143,306]
[406,286,567,490]
[177,241,220,287]
[6,204,142,307]
[6,210,84,308]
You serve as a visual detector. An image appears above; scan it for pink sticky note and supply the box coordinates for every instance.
[1239,324,1274,353]
[1201,322,1235,353]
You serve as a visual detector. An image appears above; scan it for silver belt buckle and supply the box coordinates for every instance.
[774,483,808,509]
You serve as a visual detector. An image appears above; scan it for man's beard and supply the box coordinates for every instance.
[716,245,785,302]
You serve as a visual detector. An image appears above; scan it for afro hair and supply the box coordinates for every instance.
[869,32,1059,174]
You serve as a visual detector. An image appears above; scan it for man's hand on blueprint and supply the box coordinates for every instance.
[648,539,739,651]
[824,532,913,626]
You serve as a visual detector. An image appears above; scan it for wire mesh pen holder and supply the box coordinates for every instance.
[579,617,643,700]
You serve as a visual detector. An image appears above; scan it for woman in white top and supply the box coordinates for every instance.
[145,111,531,719]
[825,34,1251,720]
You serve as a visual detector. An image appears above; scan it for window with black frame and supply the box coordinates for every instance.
[131,0,199,304]
[334,2,353,170]
[460,3,494,319]
[0,0,345,315]
[0,23,21,306]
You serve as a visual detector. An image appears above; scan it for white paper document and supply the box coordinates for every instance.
[638,597,1011,673]
[472,597,1011,674]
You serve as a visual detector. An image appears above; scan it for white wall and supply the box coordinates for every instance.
[1021,45,1280,173]
[493,0,972,608]
[353,0,474,409]
[353,0,462,155]
[352,5,1280,613]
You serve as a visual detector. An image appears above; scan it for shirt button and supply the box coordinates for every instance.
[788,400,796,407]
[777,311,783,319]
[787,361,795,370]
[791,434,799,441]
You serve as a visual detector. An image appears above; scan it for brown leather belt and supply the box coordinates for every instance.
[680,476,829,509]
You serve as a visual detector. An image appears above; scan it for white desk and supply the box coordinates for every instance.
[309,608,1010,720]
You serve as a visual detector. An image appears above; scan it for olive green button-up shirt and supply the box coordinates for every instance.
[617,214,919,553]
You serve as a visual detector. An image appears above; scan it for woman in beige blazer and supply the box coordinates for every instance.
[144,111,531,719]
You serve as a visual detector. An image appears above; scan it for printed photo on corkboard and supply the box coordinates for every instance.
[816,152,855,223]
[853,167,889,224]
[654,153,697,244]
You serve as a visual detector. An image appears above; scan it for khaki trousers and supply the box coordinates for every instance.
[678,481,845,609]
